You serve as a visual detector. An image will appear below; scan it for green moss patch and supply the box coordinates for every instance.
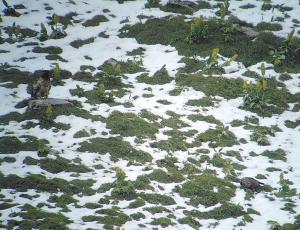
[119,59,145,74]
[157,99,172,105]
[139,193,176,205]
[0,136,48,154]
[150,136,189,152]
[127,47,145,56]
[148,169,184,183]
[178,215,201,229]
[77,137,153,162]
[151,129,195,152]
[0,157,16,164]
[130,212,145,220]
[144,206,170,214]
[185,97,215,107]
[70,86,119,105]
[137,66,173,84]
[0,102,103,130]
[98,59,145,75]
[106,111,159,139]
[23,156,92,173]
[159,1,211,15]
[48,194,77,209]
[284,119,300,129]
[6,204,71,230]
[70,37,95,48]
[0,202,18,210]
[193,127,238,148]
[111,179,137,200]
[120,16,300,72]
[0,68,32,89]
[45,54,68,62]
[241,78,296,117]
[256,22,282,31]
[133,175,153,191]
[128,198,145,208]
[151,217,173,227]
[73,129,90,138]
[83,208,130,227]
[0,174,96,195]
[185,202,245,220]
[82,15,108,27]
[176,74,243,100]
[161,112,190,129]
[261,149,287,161]
[32,46,62,54]
[177,173,236,207]
[188,114,222,125]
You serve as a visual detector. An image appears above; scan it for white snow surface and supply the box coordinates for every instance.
[0,0,299,229]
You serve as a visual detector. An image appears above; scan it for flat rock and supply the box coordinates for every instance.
[28,98,73,109]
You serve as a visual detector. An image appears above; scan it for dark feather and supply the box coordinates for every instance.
[2,0,9,8]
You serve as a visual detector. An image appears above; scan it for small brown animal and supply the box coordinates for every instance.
[240,177,264,193]
[28,70,52,99]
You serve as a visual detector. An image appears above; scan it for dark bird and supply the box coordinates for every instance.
[28,70,52,99]
[240,177,264,193]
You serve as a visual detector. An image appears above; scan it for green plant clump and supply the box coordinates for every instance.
[77,137,153,163]
[185,202,245,219]
[177,173,236,207]
[106,111,159,139]
[6,204,71,229]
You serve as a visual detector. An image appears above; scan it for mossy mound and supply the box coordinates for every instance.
[144,206,170,214]
[159,0,211,15]
[98,59,145,75]
[261,149,287,162]
[77,137,153,162]
[32,46,62,54]
[23,156,92,173]
[177,173,236,207]
[148,169,184,183]
[139,193,176,205]
[111,179,137,200]
[256,22,282,31]
[240,78,298,117]
[137,66,173,84]
[176,74,243,100]
[150,136,190,152]
[188,114,222,125]
[120,16,300,72]
[0,136,48,154]
[70,37,95,48]
[178,215,201,229]
[151,217,174,227]
[0,174,96,195]
[0,102,103,129]
[0,68,31,88]
[185,202,245,219]
[6,204,71,230]
[106,111,159,139]
[185,97,215,107]
[73,129,90,138]
[82,15,108,27]
[82,208,130,227]
[48,194,77,209]
[194,128,238,148]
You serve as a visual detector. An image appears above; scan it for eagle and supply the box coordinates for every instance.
[240,177,264,193]
[28,70,52,99]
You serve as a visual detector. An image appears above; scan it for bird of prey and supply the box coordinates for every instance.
[240,177,264,193]
[28,70,52,99]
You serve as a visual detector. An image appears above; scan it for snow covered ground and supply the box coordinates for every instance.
[0,0,299,229]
